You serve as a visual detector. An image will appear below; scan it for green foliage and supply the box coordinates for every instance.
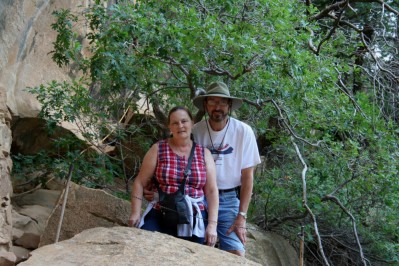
[12,147,125,192]
[26,0,399,264]
[12,152,54,186]
[51,9,79,67]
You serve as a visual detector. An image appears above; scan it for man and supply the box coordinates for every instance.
[191,81,261,256]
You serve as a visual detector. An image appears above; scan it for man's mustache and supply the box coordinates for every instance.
[212,111,224,114]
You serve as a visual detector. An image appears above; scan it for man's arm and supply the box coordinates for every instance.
[238,166,254,217]
[226,166,254,244]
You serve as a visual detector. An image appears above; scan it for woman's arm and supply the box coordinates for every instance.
[203,148,219,246]
[128,143,158,227]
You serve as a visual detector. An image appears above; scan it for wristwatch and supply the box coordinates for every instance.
[238,211,247,219]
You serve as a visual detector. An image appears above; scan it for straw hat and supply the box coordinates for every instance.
[193,82,243,111]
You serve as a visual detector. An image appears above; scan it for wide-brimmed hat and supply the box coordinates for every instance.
[193,81,243,111]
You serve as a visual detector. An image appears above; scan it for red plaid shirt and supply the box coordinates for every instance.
[155,139,207,210]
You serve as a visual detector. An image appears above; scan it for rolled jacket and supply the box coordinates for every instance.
[139,195,205,238]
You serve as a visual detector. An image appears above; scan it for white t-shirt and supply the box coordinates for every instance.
[192,117,261,189]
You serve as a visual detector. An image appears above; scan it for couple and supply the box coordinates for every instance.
[129,81,261,256]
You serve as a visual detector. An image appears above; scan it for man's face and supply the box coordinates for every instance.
[205,96,230,123]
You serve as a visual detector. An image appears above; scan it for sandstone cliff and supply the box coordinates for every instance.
[0,1,88,264]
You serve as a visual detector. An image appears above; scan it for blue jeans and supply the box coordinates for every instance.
[141,208,206,244]
[213,190,244,252]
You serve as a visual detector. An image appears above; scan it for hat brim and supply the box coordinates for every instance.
[193,94,243,111]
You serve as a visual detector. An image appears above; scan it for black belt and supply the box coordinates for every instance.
[219,187,238,194]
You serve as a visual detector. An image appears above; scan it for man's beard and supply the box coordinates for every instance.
[209,110,228,122]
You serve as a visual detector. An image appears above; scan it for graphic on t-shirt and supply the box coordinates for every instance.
[208,143,234,155]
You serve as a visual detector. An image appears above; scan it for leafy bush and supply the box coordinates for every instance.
[23,1,399,264]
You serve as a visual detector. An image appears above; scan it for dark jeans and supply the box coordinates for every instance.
[140,208,207,244]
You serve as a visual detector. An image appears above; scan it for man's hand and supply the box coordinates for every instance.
[143,185,155,201]
[226,215,247,244]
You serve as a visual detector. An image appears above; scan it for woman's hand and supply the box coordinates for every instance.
[128,213,141,228]
[204,222,218,247]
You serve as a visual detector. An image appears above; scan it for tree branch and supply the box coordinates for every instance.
[321,194,367,265]
[360,34,399,82]
[334,67,367,117]
[292,139,331,266]
[310,0,398,21]
[309,0,349,21]
[315,3,348,55]
[267,211,308,228]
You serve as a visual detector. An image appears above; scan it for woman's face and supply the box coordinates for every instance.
[168,109,193,139]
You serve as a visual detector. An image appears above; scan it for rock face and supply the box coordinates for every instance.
[0,0,88,118]
[9,179,132,263]
[11,187,62,257]
[20,226,261,266]
[39,182,131,247]
[0,63,14,266]
[246,225,298,266]
[0,0,85,264]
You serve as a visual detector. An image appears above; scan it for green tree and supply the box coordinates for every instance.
[26,0,399,265]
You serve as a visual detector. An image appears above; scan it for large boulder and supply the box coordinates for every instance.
[39,182,131,247]
[246,224,298,265]
[20,226,261,266]
[9,180,132,263]
[10,181,299,265]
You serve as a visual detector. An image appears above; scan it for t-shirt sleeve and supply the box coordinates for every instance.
[241,124,261,169]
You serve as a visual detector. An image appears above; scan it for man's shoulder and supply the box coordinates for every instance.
[193,119,207,126]
[230,117,252,130]
[194,142,206,150]
[193,119,207,131]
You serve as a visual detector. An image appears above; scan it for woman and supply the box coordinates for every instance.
[129,106,218,246]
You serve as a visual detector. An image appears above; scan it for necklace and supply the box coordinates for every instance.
[205,118,230,162]
[169,139,192,158]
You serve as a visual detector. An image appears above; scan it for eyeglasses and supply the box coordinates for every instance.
[206,99,230,107]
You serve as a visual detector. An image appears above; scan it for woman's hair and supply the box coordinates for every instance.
[167,106,193,124]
